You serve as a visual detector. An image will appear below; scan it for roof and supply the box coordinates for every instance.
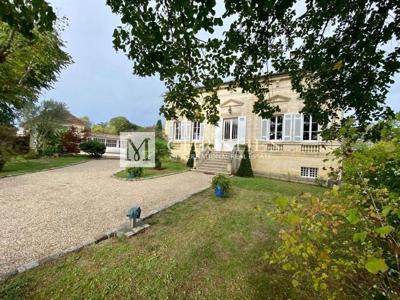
[197,72,290,91]
[66,112,85,126]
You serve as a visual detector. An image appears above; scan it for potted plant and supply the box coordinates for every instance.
[211,174,231,198]
[126,167,143,179]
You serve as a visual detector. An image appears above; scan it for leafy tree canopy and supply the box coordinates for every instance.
[0,20,72,125]
[22,99,69,150]
[109,116,140,134]
[107,0,400,133]
[0,0,56,63]
[91,117,141,134]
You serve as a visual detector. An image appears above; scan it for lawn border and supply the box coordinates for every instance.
[0,180,211,283]
[0,157,91,179]
[112,169,191,181]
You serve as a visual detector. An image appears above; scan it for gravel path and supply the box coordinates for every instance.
[0,159,212,274]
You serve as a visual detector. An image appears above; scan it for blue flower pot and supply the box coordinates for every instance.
[214,184,225,198]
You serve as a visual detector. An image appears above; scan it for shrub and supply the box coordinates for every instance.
[236,145,254,177]
[23,150,40,160]
[61,126,81,154]
[186,143,196,168]
[211,174,231,195]
[126,167,143,178]
[13,136,30,154]
[80,140,106,158]
[155,138,170,169]
[267,136,400,298]
[39,145,58,157]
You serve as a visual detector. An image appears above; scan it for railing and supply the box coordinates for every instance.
[266,144,284,152]
[249,142,337,154]
[301,144,320,153]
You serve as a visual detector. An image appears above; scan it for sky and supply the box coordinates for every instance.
[42,0,399,127]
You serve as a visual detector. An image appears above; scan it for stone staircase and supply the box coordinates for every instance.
[195,151,231,175]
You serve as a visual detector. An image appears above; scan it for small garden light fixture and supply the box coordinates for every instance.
[127,206,141,227]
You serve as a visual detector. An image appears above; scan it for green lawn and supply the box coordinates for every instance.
[0,155,90,177]
[0,177,326,299]
[115,159,189,179]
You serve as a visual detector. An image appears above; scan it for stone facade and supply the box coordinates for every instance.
[165,73,340,183]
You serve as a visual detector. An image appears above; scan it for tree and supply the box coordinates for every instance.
[0,125,16,171]
[155,119,163,132]
[186,143,196,168]
[155,137,170,169]
[80,116,92,130]
[61,126,81,154]
[91,122,113,134]
[0,0,56,63]
[0,20,71,125]
[22,100,69,151]
[107,0,400,134]
[236,145,254,177]
[109,116,139,134]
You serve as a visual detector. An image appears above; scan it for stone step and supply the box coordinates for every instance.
[196,165,228,173]
[200,160,229,167]
[194,168,230,175]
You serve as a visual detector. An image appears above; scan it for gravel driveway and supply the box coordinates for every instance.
[0,159,212,274]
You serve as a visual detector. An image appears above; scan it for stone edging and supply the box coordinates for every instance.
[0,222,150,283]
[111,169,191,182]
[0,183,210,283]
[0,159,91,179]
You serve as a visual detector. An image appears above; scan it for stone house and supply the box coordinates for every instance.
[165,73,340,183]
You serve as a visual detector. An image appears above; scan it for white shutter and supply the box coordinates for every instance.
[261,119,268,141]
[293,113,302,141]
[214,120,222,151]
[200,123,204,140]
[168,121,174,141]
[182,121,191,140]
[238,116,246,145]
[283,113,292,141]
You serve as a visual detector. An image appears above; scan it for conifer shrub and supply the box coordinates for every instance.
[235,145,254,177]
[186,143,196,168]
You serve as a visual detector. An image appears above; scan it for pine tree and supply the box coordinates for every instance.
[236,145,254,177]
[186,143,196,168]
[156,119,163,132]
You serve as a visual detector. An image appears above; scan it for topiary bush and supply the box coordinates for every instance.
[186,143,196,168]
[80,140,106,158]
[235,145,254,177]
[126,167,143,178]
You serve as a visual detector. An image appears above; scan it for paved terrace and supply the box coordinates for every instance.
[0,160,212,274]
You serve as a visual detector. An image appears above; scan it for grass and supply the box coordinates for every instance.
[0,155,90,177]
[0,177,327,299]
[115,159,189,179]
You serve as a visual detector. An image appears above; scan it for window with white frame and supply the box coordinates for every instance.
[93,137,105,144]
[223,118,238,140]
[174,121,182,140]
[303,115,318,141]
[106,139,117,147]
[261,113,319,142]
[300,167,318,178]
[269,115,283,140]
[193,121,201,140]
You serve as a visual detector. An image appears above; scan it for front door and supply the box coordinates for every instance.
[222,118,238,151]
